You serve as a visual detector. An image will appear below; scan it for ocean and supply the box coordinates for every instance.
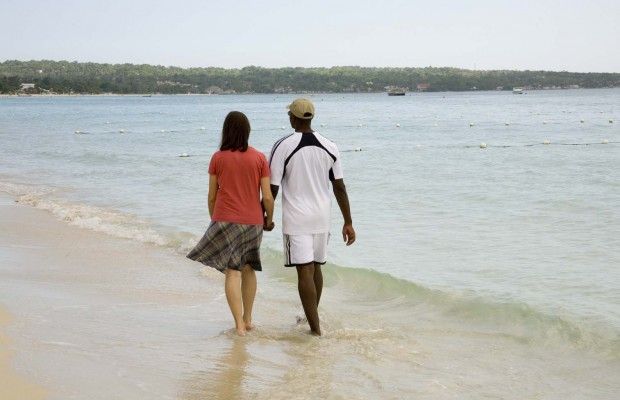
[1,90,619,399]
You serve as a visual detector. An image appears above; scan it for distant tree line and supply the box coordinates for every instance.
[1,60,619,95]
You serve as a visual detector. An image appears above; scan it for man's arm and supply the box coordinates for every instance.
[332,178,355,246]
[261,184,279,230]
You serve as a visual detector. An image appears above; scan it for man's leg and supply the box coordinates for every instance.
[296,263,321,336]
[314,263,323,306]
[241,264,256,331]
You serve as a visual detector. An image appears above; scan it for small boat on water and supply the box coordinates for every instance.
[512,87,523,94]
[385,86,406,96]
[386,86,406,96]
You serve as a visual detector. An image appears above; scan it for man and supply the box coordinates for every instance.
[268,98,355,336]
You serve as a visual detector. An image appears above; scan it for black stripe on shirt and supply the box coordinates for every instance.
[282,133,337,179]
[269,133,294,168]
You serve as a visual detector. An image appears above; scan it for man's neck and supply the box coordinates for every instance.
[294,121,313,132]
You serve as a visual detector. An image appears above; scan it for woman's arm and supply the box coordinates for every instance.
[260,176,275,231]
[208,174,218,219]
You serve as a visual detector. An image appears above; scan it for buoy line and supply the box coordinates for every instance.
[416,141,619,149]
[469,141,618,148]
[177,153,212,157]
[174,141,617,156]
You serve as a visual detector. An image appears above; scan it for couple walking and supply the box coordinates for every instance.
[187,98,355,336]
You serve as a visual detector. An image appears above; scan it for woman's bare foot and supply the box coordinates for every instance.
[234,321,246,336]
[244,320,254,331]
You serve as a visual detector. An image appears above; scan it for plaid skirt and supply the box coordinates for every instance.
[187,221,263,273]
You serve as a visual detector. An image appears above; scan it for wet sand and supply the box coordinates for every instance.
[0,192,292,399]
[0,190,333,399]
[0,306,47,400]
[0,192,47,399]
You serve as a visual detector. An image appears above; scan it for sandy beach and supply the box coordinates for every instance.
[0,192,282,399]
[0,192,47,400]
[0,192,330,399]
[0,306,47,400]
[0,193,47,400]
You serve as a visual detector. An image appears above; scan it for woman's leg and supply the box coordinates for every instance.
[225,269,245,336]
[241,264,256,330]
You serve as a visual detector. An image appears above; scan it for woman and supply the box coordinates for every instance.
[187,111,274,336]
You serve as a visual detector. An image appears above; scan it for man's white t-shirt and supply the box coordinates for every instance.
[269,131,343,235]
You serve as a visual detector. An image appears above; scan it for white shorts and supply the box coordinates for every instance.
[283,233,330,267]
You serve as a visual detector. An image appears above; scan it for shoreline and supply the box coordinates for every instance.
[2,190,620,398]
[0,191,203,399]
[0,93,227,98]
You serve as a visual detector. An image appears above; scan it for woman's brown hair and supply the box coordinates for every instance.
[220,111,250,152]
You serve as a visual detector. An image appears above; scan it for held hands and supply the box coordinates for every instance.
[263,215,275,232]
[342,224,356,246]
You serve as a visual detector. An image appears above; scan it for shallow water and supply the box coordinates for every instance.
[1,90,620,398]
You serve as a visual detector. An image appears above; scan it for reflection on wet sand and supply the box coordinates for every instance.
[181,335,250,400]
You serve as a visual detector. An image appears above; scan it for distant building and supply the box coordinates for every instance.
[206,86,223,94]
[417,83,430,92]
[274,86,292,94]
[20,83,36,91]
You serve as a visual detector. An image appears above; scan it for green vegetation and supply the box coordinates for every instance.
[1,60,619,95]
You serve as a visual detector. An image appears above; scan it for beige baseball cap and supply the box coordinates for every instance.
[287,98,315,119]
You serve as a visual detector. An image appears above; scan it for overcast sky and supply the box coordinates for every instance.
[2,0,619,72]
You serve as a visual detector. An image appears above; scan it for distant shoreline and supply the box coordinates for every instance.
[3,60,619,95]
[1,86,617,99]
[0,93,222,98]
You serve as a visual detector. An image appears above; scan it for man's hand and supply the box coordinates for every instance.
[342,224,355,246]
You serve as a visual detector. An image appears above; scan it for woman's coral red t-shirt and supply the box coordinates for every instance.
[208,147,270,225]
